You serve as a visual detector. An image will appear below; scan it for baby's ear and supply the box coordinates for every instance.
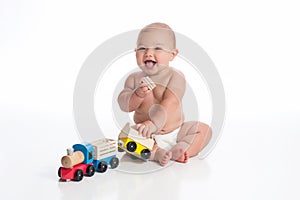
[169,49,179,61]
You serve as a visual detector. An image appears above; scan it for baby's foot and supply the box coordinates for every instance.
[171,147,189,163]
[160,151,173,166]
[176,151,189,163]
[153,148,172,166]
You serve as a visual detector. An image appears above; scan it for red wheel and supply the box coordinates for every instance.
[86,165,96,177]
[58,167,62,178]
[73,169,84,181]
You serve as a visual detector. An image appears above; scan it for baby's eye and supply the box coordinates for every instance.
[137,47,146,51]
[154,47,163,51]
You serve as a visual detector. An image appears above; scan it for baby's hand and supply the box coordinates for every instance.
[135,82,151,98]
[134,120,157,138]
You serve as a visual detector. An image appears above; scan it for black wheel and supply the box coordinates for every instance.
[127,141,137,152]
[58,167,62,178]
[97,161,108,173]
[73,169,84,181]
[86,165,96,177]
[141,149,151,159]
[110,157,119,169]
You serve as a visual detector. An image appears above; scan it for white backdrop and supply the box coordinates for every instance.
[1,0,299,200]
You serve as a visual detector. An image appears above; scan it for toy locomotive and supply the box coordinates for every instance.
[58,138,119,182]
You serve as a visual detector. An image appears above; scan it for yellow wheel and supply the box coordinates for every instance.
[127,141,137,152]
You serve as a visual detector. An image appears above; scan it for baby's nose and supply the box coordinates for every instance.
[145,48,154,57]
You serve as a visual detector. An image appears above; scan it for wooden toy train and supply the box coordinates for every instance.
[58,138,119,182]
[58,123,155,182]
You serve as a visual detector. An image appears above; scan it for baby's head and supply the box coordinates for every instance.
[137,23,176,51]
[135,23,178,75]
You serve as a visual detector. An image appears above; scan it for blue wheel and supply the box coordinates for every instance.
[97,161,108,173]
[110,157,119,169]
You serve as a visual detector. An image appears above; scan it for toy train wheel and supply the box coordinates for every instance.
[127,141,137,152]
[141,149,151,159]
[58,167,62,178]
[86,165,96,177]
[97,161,108,173]
[110,157,119,169]
[73,169,84,181]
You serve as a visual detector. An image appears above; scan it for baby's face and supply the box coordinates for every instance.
[135,27,178,75]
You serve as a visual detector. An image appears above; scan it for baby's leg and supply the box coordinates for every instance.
[171,122,212,163]
[149,145,172,166]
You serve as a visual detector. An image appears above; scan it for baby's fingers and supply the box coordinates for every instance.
[136,124,143,131]
[137,124,146,135]
[141,126,150,138]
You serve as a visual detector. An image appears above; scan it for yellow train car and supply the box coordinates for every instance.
[118,123,155,160]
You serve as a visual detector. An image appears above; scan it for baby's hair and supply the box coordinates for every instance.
[144,22,173,30]
[138,22,176,49]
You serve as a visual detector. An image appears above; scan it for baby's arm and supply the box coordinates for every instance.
[118,73,149,112]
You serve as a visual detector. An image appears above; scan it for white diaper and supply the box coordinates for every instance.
[153,127,180,151]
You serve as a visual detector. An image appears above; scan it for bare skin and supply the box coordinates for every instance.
[118,23,212,166]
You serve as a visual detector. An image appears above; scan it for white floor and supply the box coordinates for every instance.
[1,108,299,200]
[1,1,300,199]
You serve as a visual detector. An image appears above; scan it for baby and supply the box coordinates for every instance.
[118,23,212,166]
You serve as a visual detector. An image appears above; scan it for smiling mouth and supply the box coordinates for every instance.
[144,60,157,69]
